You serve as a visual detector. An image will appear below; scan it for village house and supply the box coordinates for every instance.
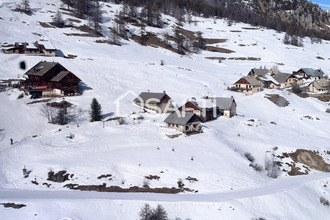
[247,68,272,78]
[272,72,303,88]
[258,74,280,89]
[2,41,57,56]
[259,72,304,89]
[164,111,202,133]
[178,98,216,122]
[133,91,173,113]
[233,76,263,94]
[308,79,330,93]
[23,61,81,98]
[294,68,325,80]
[210,97,237,118]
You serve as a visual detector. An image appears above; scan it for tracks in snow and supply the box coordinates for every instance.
[0,172,329,203]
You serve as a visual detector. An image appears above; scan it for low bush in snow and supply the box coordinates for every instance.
[250,163,263,172]
[320,197,330,206]
[244,152,255,163]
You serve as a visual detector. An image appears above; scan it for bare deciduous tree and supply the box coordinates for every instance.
[109,24,121,45]
[52,10,65,28]
[40,104,55,123]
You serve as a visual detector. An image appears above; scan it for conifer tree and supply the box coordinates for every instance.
[53,10,65,27]
[151,204,168,220]
[20,0,31,14]
[90,98,102,122]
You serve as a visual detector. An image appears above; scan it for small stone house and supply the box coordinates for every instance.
[272,72,303,88]
[178,98,216,122]
[210,97,237,118]
[308,79,330,93]
[164,111,201,133]
[133,91,173,113]
[233,76,263,94]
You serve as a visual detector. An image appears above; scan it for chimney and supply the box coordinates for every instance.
[148,89,150,93]
[163,90,166,94]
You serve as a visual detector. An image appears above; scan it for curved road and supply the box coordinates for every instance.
[0,173,329,202]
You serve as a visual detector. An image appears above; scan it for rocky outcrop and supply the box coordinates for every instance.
[250,0,330,33]
[204,0,330,39]
[289,149,330,172]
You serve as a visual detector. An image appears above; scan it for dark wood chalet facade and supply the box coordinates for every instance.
[178,101,216,122]
[23,61,81,98]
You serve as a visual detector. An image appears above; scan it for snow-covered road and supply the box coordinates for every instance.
[1,173,329,202]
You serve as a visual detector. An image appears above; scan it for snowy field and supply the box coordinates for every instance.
[0,0,330,219]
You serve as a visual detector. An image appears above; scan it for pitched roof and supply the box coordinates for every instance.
[251,68,270,77]
[51,71,70,82]
[311,79,329,90]
[299,68,325,78]
[245,76,263,86]
[35,41,56,50]
[212,97,236,110]
[260,74,280,85]
[25,61,61,76]
[273,72,292,83]
[164,111,199,125]
[134,92,169,104]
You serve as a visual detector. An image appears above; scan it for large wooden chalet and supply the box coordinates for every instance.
[23,61,81,98]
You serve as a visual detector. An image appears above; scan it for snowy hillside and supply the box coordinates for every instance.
[1,0,330,219]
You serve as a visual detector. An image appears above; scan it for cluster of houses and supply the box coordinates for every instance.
[21,61,81,98]
[18,61,236,134]
[2,41,57,57]
[232,67,329,94]
[10,58,329,134]
[133,91,237,133]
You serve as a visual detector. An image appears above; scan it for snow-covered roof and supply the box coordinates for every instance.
[37,41,56,50]
[25,43,38,49]
[260,73,280,85]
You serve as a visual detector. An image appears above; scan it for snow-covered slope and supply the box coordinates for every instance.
[1,0,330,219]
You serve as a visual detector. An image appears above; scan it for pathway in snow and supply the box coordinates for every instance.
[1,172,329,203]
